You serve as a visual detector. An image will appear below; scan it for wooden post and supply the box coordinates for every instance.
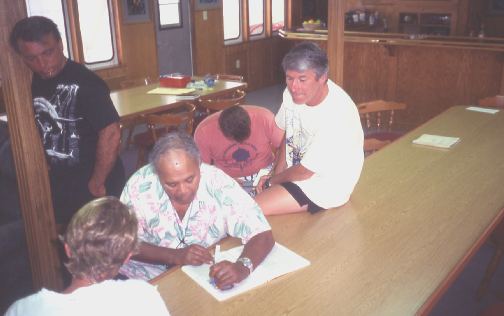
[0,1,63,290]
[327,0,345,86]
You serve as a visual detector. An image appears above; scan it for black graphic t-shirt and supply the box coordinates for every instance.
[31,60,119,173]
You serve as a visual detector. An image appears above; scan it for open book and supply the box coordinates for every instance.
[181,242,310,301]
[412,134,460,149]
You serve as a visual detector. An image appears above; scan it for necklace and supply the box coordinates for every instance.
[175,201,195,249]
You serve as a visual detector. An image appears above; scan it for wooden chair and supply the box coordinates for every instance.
[478,95,504,108]
[476,220,504,300]
[357,100,407,156]
[133,102,196,168]
[198,89,246,114]
[215,74,244,82]
[119,77,152,150]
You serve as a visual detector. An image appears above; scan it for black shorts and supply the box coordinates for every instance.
[279,182,324,214]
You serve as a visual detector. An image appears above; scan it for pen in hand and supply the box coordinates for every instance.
[214,245,221,264]
[209,245,234,290]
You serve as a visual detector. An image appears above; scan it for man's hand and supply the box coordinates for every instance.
[174,244,213,266]
[209,260,250,290]
[88,177,106,197]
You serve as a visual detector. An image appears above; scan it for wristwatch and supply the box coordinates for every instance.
[236,257,254,274]
[263,178,271,190]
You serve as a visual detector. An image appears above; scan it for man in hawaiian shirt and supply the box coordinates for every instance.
[120,131,274,290]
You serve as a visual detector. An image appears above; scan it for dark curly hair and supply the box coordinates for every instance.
[9,16,61,53]
[218,106,251,143]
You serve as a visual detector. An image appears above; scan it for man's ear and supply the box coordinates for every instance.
[64,243,72,258]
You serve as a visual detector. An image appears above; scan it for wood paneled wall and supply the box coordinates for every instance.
[190,3,290,91]
[343,42,504,127]
[96,0,159,90]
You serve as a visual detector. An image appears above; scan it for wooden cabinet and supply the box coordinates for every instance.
[399,12,452,35]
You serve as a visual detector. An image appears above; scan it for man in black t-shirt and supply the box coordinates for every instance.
[9,16,125,224]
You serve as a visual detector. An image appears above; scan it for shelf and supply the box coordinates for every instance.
[278,29,504,52]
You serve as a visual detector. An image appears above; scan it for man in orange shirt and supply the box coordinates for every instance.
[194,105,284,195]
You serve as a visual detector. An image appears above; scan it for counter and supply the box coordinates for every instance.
[280,29,504,127]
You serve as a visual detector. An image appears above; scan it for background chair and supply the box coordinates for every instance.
[118,76,152,149]
[478,95,504,108]
[215,74,244,82]
[133,102,196,168]
[357,100,407,156]
[195,74,247,125]
[476,220,504,300]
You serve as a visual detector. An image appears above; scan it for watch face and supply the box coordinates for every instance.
[238,257,253,273]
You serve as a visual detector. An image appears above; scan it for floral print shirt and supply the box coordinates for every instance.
[119,163,271,280]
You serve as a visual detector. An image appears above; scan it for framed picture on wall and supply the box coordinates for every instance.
[488,0,504,15]
[194,0,222,11]
[122,0,150,23]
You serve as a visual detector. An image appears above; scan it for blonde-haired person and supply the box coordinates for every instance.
[5,197,170,316]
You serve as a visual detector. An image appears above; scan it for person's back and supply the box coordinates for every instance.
[5,279,169,316]
[5,196,170,316]
[195,105,283,178]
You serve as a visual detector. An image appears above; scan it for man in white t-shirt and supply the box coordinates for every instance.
[255,42,364,215]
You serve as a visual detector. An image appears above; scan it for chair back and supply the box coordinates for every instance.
[357,100,407,155]
[133,102,196,168]
[198,89,246,113]
[357,100,407,132]
[144,102,196,142]
[215,74,244,82]
[478,95,504,108]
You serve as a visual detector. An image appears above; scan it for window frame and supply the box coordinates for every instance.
[223,0,285,45]
[157,0,183,30]
[247,0,266,40]
[25,0,120,70]
[223,0,243,45]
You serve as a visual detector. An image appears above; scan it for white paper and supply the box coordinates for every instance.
[412,134,460,149]
[0,114,7,122]
[466,106,500,114]
[181,242,310,301]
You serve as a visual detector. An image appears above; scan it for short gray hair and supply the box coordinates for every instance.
[149,131,201,172]
[281,41,328,79]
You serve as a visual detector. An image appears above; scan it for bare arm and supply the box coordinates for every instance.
[272,135,287,175]
[270,163,314,185]
[134,242,213,266]
[88,122,121,197]
[209,230,274,289]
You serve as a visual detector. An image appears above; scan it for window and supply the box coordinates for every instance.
[25,0,71,57]
[272,0,285,32]
[25,0,118,69]
[223,0,241,42]
[76,0,114,64]
[158,0,182,29]
[248,0,265,37]
[224,0,284,44]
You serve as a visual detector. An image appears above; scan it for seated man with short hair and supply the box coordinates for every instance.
[5,196,170,316]
[194,105,283,195]
[255,42,364,215]
[120,131,274,290]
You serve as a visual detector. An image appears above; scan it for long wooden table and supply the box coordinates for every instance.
[110,79,247,120]
[152,106,504,315]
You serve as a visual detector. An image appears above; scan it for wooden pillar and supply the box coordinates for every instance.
[327,0,345,86]
[0,1,63,290]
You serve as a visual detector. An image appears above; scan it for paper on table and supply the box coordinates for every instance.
[147,87,196,95]
[412,134,460,149]
[181,242,310,302]
[466,106,500,114]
